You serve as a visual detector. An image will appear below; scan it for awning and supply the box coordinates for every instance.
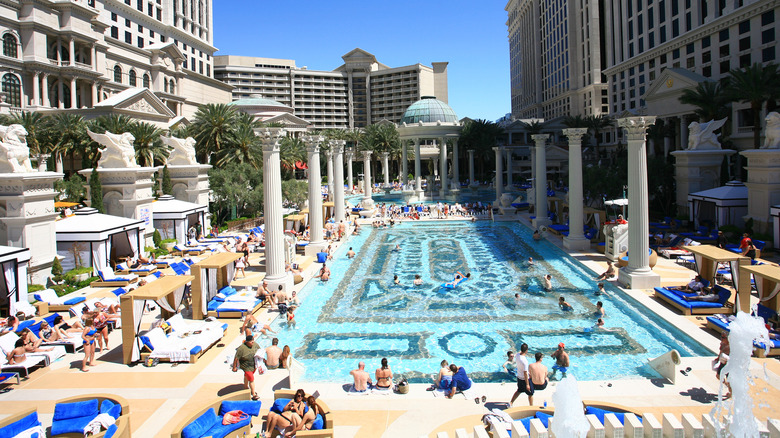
[295,161,308,170]
[54,202,80,208]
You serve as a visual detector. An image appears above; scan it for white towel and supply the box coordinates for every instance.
[11,424,45,438]
[83,413,115,435]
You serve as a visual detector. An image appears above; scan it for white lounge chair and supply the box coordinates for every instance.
[33,289,86,312]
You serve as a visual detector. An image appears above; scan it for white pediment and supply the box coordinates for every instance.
[264,113,312,128]
[644,68,707,101]
[95,88,175,119]
[342,48,377,63]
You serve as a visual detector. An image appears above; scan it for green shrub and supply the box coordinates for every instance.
[51,285,77,296]
[64,266,94,285]
[28,284,45,293]
[153,229,162,247]
[76,277,99,288]
[151,248,169,258]
[51,257,63,283]
[160,238,177,244]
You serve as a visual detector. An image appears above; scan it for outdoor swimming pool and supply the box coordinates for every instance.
[346,188,506,205]
[274,220,710,383]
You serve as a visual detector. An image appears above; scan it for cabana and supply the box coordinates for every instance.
[687,181,748,229]
[740,264,780,356]
[190,252,242,320]
[284,214,306,234]
[151,195,208,244]
[119,275,193,364]
[55,208,145,273]
[0,246,31,318]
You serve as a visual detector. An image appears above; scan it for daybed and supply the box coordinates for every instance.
[0,332,67,366]
[172,244,207,256]
[32,289,86,312]
[206,286,262,319]
[50,394,131,437]
[170,390,262,438]
[492,402,643,437]
[653,285,733,315]
[0,350,46,377]
[140,314,226,363]
[0,408,44,438]
[91,268,138,288]
[706,305,780,357]
[115,262,158,277]
[27,313,82,353]
[269,389,333,438]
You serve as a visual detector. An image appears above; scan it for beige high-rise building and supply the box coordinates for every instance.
[214,49,449,129]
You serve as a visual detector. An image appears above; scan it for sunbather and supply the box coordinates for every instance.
[431,360,453,390]
[0,315,19,334]
[446,364,472,399]
[6,339,27,364]
[675,275,705,293]
[289,396,326,437]
[263,389,305,438]
[20,329,53,353]
[375,357,393,389]
[595,261,615,280]
[350,361,372,392]
[683,290,720,301]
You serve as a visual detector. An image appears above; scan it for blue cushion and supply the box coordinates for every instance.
[585,406,639,424]
[51,415,95,435]
[111,288,126,297]
[140,336,154,350]
[16,320,35,332]
[212,295,225,302]
[218,286,237,296]
[513,416,534,433]
[706,317,730,332]
[64,297,86,306]
[181,408,217,438]
[311,414,324,430]
[715,286,731,304]
[207,301,220,311]
[104,424,118,438]
[316,252,328,263]
[534,411,551,428]
[53,399,98,421]
[100,399,116,414]
[270,398,291,414]
[44,313,58,325]
[219,400,262,417]
[107,404,122,420]
[190,345,202,355]
[754,339,780,349]
[202,417,250,438]
[0,411,41,438]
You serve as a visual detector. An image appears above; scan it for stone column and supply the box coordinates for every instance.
[325,149,334,202]
[70,78,77,109]
[41,74,49,107]
[439,138,448,197]
[91,44,96,69]
[563,128,590,250]
[32,73,40,106]
[401,140,408,188]
[741,149,780,234]
[493,146,503,203]
[381,151,390,186]
[414,138,423,198]
[679,116,689,150]
[617,116,660,289]
[468,150,476,187]
[57,79,64,109]
[345,149,354,194]
[451,139,460,191]
[91,82,98,106]
[532,134,551,228]
[333,140,346,222]
[305,136,326,255]
[671,149,735,215]
[260,128,291,292]
[505,148,514,190]
[362,151,373,207]
[68,38,75,67]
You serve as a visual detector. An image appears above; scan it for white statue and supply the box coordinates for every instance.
[87,130,139,168]
[0,124,34,173]
[761,112,780,149]
[687,118,727,150]
[160,135,197,165]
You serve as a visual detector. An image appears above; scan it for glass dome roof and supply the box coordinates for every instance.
[400,96,458,124]
[229,94,291,109]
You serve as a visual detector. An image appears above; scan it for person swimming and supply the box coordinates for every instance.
[444,271,470,288]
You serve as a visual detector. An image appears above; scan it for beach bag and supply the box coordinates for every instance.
[222,410,248,425]
[395,375,409,394]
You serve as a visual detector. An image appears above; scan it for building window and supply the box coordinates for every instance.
[125,32,132,44]
[111,12,117,21]
[2,34,18,58]
[169,79,174,94]
[137,0,142,11]
[114,65,122,83]
[143,74,150,88]
[739,20,750,34]
[719,29,729,42]
[763,28,774,45]
[129,70,137,86]
[687,57,695,68]
[111,26,118,39]
[739,37,750,52]
[703,51,711,63]
[687,43,695,54]
[720,60,730,74]
[703,65,711,77]
[720,45,730,57]
[739,54,751,68]
[163,79,168,93]
[137,37,144,48]
[763,47,776,62]
[1,74,20,107]
[762,10,775,26]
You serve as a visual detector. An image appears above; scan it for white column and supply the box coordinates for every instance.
[493,146,503,203]
[32,73,40,106]
[468,149,476,187]
[562,128,590,251]
[69,77,77,109]
[414,138,423,197]
[452,139,460,190]
[532,134,551,228]
[333,140,346,222]
[401,140,408,187]
[325,149,334,202]
[305,136,326,255]
[41,74,49,107]
[260,128,291,291]
[381,152,390,186]
[345,149,354,194]
[68,39,75,67]
[617,117,660,289]
[362,151,373,207]
[679,116,688,151]
[91,82,98,106]
[664,136,672,157]
[439,137,448,197]
[57,79,64,109]
[91,44,97,69]
[505,148,514,190]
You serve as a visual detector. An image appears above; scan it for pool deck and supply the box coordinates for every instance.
[2,211,779,437]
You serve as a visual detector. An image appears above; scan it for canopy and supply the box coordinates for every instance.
[688,181,748,228]
[683,244,751,312]
[0,246,31,317]
[152,196,208,243]
[604,199,628,206]
[191,252,241,319]
[739,264,780,315]
[54,201,80,208]
[119,275,194,364]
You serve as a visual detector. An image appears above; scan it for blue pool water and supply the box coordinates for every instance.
[274,221,710,383]
[346,188,508,205]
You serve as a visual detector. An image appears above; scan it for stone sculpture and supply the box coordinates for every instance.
[761,112,780,149]
[687,118,727,150]
[0,124,34,173]
[161,135,198,165]
[87,130,139,168]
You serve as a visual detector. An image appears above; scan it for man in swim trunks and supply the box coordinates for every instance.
[233,335,260,400]
[315,264,330,281]
[510,343,534,405]
[347,247,356,258]
[350,361,372,392]
[559,296,573,311]
[543,274,552,291]
[550,343,569,380]
[265,337,282,369]
[528,352,549,397]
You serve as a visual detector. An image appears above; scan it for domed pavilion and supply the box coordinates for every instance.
[228,94,311,136]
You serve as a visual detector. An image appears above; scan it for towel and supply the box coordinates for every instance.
[346,385,371,396]
[10,424,45,438]
[83,413,115,435]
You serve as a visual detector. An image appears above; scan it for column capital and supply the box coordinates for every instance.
[562,127,588,140]
[381,151,389,159]
[259,127,286,153]
[531,134,550,145]
[492,146,504,152]
[305,135,322,153]
[344,148,354,160]
[617,116,656,141]
[333,140,345,154]
[362,150,372,160]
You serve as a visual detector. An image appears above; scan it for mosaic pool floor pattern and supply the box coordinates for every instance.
[279,221,710,383]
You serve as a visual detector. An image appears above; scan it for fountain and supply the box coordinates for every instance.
[550,375,590,437]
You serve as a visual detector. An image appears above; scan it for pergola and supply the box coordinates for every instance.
[739,264,780,316]
[119,275,193,364]
[190,252,242,320]
[682,245,751,312]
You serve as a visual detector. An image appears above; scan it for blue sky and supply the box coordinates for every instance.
[212,1,510,122]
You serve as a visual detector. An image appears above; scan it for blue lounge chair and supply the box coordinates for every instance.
[653,285,732,315]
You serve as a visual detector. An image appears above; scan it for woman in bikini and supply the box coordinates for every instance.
[81,318,97,372]
[6,339,27,364]
[264,389,306,437]
[92,311,110,353]
[375,357,393,389]
[287,396,326,437]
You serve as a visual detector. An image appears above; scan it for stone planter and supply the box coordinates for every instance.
[74,273,90,282]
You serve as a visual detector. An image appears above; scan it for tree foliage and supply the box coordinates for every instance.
[459,119,504,179]
[725,63,780,148]
[89,170,105,213]
[162,165,172,195]
[208,163,264,224]
[54,174,86,203]
[281,179,308,209]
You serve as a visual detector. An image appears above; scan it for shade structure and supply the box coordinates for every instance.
[687,181,748,228]
[682,244,751,312]
[0,246,31,317]
[151,195,208,243]
[740,264,780,316]
[190,252,242,320]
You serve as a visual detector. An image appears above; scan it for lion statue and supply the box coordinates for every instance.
[87,130,139,168]
[160,135,197,165]
[761,112,780,149]
[687,118,727,150]
[0,124,34,173]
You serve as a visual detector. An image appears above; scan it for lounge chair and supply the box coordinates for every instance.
[206,286,262,318]
[170,390,262,438]
[139,315,225,364]
[707,305,780,357]
[653,285,733,315]
[115,262,157,277]
[50,394,130,437]
[91,268,137,287]
[0,332,67,366]
[0,335,47,377]
[32,289,86,312]
[0,409,44,438]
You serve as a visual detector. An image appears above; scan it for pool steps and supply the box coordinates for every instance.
[422,412,780,438]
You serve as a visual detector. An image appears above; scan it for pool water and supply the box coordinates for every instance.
[345,188,509,206]
[275,221,710,383]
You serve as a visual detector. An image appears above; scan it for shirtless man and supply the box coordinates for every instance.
[347,247,356,259]
[350,361,372,392]
[543,274,552,291]
[265,338,283,369]
[256,280,272,304]
[315,264,330,281]
[550,343,569,380]
[528,352,549,398]
[338,221,346,240]
[324,222,334,241]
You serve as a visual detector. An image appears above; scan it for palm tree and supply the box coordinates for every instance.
[215,121,262,169]
[190,103,239,164]
[49,113,88,172]
[679,80,731,122]
[460,119,504,179]
[725,63,780,148]
[562,115,588,128]
[91,114,134,135]
[10,111,48,157]
[584,115,613,156]
[279,136,306,178]
[128,121,166,167]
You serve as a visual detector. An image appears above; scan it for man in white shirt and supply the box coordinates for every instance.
[510,343,534,406]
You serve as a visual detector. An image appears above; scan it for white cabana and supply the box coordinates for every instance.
[687,181,748,228]
[55,208,145,273]
[151,195,208,244]
[0,246,31,317]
